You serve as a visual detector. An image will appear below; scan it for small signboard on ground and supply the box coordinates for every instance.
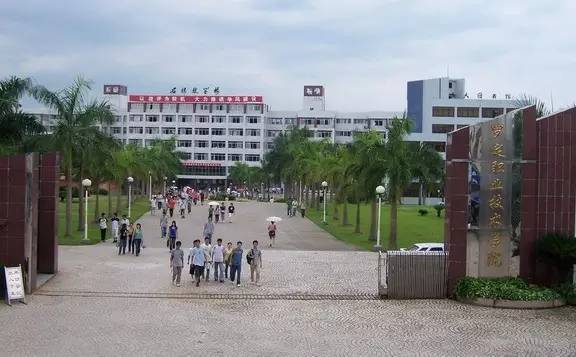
[4,266,26,305]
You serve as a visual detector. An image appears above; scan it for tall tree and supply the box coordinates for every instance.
[33,77,114,238]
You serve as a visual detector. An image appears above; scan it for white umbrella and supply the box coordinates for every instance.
[266,216,282,222]
[208,201,220,206]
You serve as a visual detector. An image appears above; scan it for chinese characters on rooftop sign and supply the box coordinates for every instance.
[469,110,522,277]
[303,85,324,97]
[103,85,127,95]
[128,95,263,104]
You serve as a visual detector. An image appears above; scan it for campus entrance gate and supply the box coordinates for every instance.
[378,251,448,299]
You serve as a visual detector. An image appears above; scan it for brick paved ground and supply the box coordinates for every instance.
[1,201,575,356]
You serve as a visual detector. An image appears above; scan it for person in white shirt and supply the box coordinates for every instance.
[98,213,107,242]
[179,198,186,218]
[121,215,130,228]
[111,213,119,243]
[200,237,212,282]
[211,239,225,283]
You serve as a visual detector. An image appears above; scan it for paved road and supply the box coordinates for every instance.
[1,201,575,356]
[139,200,357,250]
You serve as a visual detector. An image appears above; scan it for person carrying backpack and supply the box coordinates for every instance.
[247,240,262,286]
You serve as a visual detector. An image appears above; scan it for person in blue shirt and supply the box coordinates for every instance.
[187,239,206,287]
[229,241,244,287]
[168,221,178,251]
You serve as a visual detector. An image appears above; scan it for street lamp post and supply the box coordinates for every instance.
[321,181,328,224]
[163,176,167,196]
[374,185,386,251]
[127,176,134,218]
[82,179,92,241]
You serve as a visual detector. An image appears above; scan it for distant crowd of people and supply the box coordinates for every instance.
[98,213,145,256]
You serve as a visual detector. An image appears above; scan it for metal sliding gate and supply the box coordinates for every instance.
[378,251,448,299]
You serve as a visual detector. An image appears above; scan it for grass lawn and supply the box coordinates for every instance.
[306,202,444,251]
[58,195,150,245]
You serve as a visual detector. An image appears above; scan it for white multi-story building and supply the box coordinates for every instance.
[27,78,516,195]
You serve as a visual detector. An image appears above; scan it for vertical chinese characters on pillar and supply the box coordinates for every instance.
[487,122,505,267]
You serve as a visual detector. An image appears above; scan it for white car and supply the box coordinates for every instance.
[403,243,445,252]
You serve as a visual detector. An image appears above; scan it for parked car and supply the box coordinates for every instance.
[402,243,445,252]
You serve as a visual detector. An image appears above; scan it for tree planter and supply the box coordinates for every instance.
[459,297,566,309]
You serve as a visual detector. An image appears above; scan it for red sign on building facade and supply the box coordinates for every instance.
[181,161,222,167]
[129,95,263,104]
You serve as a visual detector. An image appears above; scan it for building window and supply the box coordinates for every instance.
[199,104,210,111]
[373,120,384,126]
[431,124,455,134]
[266,142,275,149]
[194,140,208,148]
[181,165,226,176]
[247,116,260,124]
[195,115,209,123]
[212,116,225,123]
[268,118,283,125]
[213,104,225,111]
[481,107,504,118]
[317,131,332,138]
[146,115,158,122]
[456,107,479,118]
[179,152,192,160]
[211,153,226,161]
[195,128,209,135]
[211,141,226,148]
[249,104,261,111]
[123,127,127,134]
[128,139,142,146]
[353,119,367,124]
[336,118,351,124]
[336,131,351,137]
[129,126,143,134]
[246,142,260,149]
[144,139,156,147]
[178,127,194,135]
[432,106,455,117]
[180,115,193,123]
[129,115,142,122]
[229,104,243,113]
[162,127,176,135]
[163,115,174,122]
[211,128,225,136]
[228,154,242,161]
[245,154,260,162]
[111,127,122,134]
[246,129,260,137]
[230,116,242,124]
[267,130,281,137]
[228,129,243,136]
[145,127,159,134]
[425,141,446,153]
[177,140,192,147]
[194,153,208,160]
[228,141,243,149]
[284,118,295,125]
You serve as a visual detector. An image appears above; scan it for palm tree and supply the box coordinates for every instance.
[514,94,550,118]
[33,77,114,238]
[0,76,46,154]
[411,142,444,205]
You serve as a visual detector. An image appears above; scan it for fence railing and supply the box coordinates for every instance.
[378,251,448,299]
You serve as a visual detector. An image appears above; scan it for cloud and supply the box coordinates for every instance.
[1,0,574,112]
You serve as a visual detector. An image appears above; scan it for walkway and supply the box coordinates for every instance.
[1,201,575,356]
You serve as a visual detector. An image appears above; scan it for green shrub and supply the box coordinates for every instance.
[433,204,445,217]
[535,232,576,283]
[275,198,286,203]
[418,209,429,216]
[455,277,561,301]
[553,283,576,305]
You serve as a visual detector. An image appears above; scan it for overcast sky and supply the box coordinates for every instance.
[1,0,574,112]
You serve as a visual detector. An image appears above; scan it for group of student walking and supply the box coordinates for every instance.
[170,238,263,288]
[98,212,145,256]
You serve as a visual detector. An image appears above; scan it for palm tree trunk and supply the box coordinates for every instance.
[354,201,361,233]
[342,201,350,225]
[368,198,377,241]
[332,201,339,221]
[116,182,122,213]
[107,182,112,215]
[418,183,423,205]
[65,162,73,238]
[78,165,84,231]
[94,179,100,222]
[389,189,399,250]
